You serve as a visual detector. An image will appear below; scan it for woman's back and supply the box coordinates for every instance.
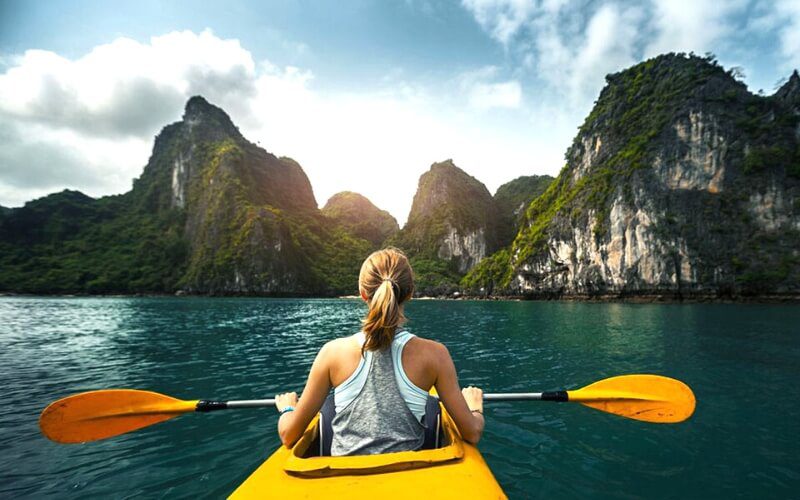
[273,248,484,453]
[328,331,438,405]
[330,331,426,455]
[333,331,430,421]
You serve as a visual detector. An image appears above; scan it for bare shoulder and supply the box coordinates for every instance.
[318,333,364,367]
[322,334,364,385]
[406,335,451,362]
[320,334,360,357]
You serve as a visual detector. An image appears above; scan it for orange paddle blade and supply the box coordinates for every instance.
[39,389,198,443]
[567,374,696,423]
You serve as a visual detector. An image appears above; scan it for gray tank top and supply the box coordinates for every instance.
[330,344,426,456]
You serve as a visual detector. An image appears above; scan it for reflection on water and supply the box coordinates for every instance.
[1,297,798,498]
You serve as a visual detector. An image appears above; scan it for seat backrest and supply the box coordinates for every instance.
[422,395,442,449]
[319,394,336,456]
[318,394,442,456]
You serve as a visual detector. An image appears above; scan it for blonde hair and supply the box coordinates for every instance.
[359,247,414,352]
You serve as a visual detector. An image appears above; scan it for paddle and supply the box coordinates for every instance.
[39,374,695,444]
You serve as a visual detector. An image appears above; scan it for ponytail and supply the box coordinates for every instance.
[359,248,414,352]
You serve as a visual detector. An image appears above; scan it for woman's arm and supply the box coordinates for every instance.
[275,342,334,447]
[431,343,484,444]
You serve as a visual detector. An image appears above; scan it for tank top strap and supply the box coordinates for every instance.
[392,330,413,347]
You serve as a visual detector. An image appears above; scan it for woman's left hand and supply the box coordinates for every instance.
[275,391,298,413]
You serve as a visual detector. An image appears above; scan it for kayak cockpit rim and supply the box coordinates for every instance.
[283,411,464,477]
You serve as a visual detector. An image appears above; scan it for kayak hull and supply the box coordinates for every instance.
[231,405,505,499]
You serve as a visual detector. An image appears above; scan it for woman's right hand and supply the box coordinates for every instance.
[462,386,484,414]
[275,391,298,413]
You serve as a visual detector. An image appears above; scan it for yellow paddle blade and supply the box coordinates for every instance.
[39,389,198,444]
[567,374,695,423]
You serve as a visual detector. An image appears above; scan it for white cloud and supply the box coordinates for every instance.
[644,0,747,58]
[0,30,256,138]
[0,118,153,206]
[468,80,522,109]
[773,0,800,71]
[460,0,643,112]
[0,29,263,209]
[459,0,763,114]
[535,3,643,109]
[461,0,537,46]
[457,66,522,110]
[0,29,552,224]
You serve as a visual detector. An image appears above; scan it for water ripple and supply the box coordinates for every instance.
[1,297,799,498]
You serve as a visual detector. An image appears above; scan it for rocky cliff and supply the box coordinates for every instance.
[389,160,502,293]
[0,187,187,293]
[139,96,326,294]
[494,175,554,246]
[464,54,800,298]
[4,57,799,299]
[0,97,375,295]
[322,192,399,246]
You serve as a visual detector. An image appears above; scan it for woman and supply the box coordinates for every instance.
[274,247,484,455]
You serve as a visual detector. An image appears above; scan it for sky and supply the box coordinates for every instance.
[1,0,798,225]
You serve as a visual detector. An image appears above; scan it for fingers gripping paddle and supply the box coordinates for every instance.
[40,374,695,444]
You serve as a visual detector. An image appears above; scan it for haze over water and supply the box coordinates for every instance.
[1,297,798,498]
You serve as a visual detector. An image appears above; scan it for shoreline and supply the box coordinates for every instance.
[2,291,800,304]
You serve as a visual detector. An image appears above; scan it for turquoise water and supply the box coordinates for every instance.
[1,297,798,498]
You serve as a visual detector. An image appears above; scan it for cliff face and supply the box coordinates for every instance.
[494,175,554,246]
[409,160,501,272]
[0,97,372,295]
[4,58,799,299]
[465,54,800,298]
[775,70,800,106]
[322,191,399,246]
[389,160,503,293]
[136,96,324,294]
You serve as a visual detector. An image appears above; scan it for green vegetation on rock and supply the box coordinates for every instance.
[322,191,399,246]
[460,248,512,295]
[494,175,554,246]
[464,53,800,297]
[5,60,799,300]
[0,96,378,296]
[389,160,502,294]
[0,190,187,294]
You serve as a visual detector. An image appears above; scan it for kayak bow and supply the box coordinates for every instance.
[230,400,506,499]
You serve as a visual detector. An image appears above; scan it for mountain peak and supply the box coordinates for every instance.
[184,95,222,116]
[429,159,460,173]
[322,191,399,246]
[182,95,242,140]
[393,159,501,279]
[775,70,800,104]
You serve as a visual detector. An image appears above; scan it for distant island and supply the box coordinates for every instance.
[1,53,798,300]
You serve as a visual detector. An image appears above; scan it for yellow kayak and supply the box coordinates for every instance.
[230,402,506,499]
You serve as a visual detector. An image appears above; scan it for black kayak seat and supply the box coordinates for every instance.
[318,394,443,457]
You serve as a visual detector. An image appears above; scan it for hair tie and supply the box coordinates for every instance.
[382,278,400,295]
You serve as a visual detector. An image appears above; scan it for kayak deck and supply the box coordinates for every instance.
[230,404,505,499]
